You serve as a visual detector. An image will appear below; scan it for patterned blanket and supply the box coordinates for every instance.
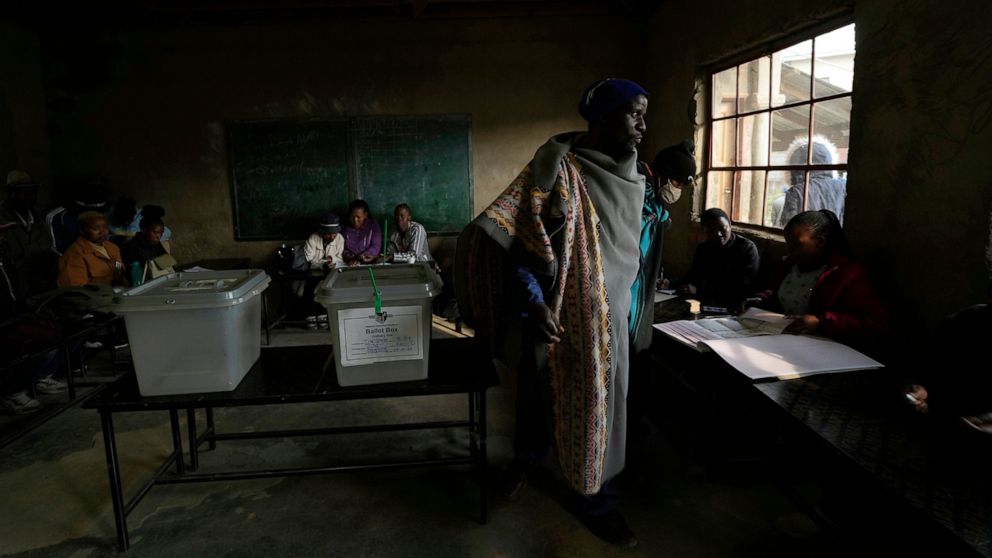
[456,151,614,495]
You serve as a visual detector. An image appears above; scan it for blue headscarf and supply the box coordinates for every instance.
[578,78,649,123]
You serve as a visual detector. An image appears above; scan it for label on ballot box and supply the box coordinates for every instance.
[338,305,424,367]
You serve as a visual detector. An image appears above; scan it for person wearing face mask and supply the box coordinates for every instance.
[629,140,694,348]
[668,207,759,310]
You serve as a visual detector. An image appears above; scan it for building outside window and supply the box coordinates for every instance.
[706,23,855,229]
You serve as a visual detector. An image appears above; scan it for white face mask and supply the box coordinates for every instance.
[660,179,683,205]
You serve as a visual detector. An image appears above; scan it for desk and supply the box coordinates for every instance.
[755,374,992,557]
[85,338,496,552]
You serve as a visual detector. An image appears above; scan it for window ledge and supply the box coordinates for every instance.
[731,224,784,243]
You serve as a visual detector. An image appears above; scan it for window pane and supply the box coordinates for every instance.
[771,106,810,165]
[738,113,770,167]
[766,170,794,227]
[771,40,812,107]
[812,97,851,164]
[711,119,736,167]
[712,67,737,118]
[738,57,770,112]
[814,23,855,98]
[706,171,734,215]
[736,170,767,226]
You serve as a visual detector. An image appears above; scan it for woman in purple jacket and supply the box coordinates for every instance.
[341,199,382,266]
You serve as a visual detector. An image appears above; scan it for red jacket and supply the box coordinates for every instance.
[758,253,890,345]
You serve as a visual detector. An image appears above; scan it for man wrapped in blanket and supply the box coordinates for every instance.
[455,78,654,548]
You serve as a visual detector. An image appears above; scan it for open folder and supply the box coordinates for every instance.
[653,309,884,381]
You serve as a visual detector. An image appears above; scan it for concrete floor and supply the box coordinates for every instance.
[0,324,837,557]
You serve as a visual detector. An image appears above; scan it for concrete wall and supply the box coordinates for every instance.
[643,0,992,326]
[0,24,53,208]
[39,17,641,265]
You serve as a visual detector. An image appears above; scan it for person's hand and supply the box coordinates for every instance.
[904,384,929,414]
[784,314,820,335]
[360,254,378,263]
[346,259,359,267]
[657,277,670,290]
[529,302,563,344]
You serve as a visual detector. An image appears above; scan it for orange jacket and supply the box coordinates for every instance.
[57,238,126,287]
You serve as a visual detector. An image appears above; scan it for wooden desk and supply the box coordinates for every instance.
[85,338,497,552]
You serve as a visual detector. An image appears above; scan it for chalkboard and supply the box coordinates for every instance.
[227,115,472,241]
[227,120,350,240]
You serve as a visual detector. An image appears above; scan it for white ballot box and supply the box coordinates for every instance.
[114,269,271,396]
[315,263,442,386]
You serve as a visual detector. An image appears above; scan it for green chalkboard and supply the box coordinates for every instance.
[227,115,472,241]
[227,119,350,240]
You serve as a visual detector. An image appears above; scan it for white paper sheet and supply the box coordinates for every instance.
[338,305,423,367]
[699,334,884,380]
[654,292,679,303]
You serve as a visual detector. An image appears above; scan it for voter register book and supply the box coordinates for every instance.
[654,308,884,381]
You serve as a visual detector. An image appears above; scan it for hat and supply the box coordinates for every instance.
[6,170,36,189]
[73,183,110,212]
[319,212,341,234]
[652,140,697,184]
[76,210,106,225]
[578,78,649,123]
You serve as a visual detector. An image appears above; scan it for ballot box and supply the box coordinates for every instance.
[114,269,271,396]
[314,263,442,386]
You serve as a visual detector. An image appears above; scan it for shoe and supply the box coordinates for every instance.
[1,391,42,414]
[580,510,638,549]
[498,464,528,501]
[113,339,130,350]
[305,316,318,330]
[35,376,68,395]
[83,340,104,350]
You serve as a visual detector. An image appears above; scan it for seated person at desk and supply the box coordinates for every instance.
[57,211,128,288]
[665,207,759,309]
[751,209,889,344]
[341,199,381,266]
[121,217,173,278]
[303,212,344,270]
[1,223,67,413]
[387,204,434,264]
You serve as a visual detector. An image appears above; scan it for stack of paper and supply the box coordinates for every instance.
[653,308,884,380]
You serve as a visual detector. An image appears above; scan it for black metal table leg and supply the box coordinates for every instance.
[100,409,130,551]
[477,390,488,524]
[63,344,77,401]
[169,409,186,475]
[206,407,216,450]
[468,391,478,456]
[262,291,271,346]
[187,408,198,472]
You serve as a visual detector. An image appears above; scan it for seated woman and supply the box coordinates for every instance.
[387,204,434,264]
[303,212,344,270]
[57,211,127,288]
[668,208,759,309]
[753,209,889,345]
[121,217,172,279]
[341,199,381,266]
